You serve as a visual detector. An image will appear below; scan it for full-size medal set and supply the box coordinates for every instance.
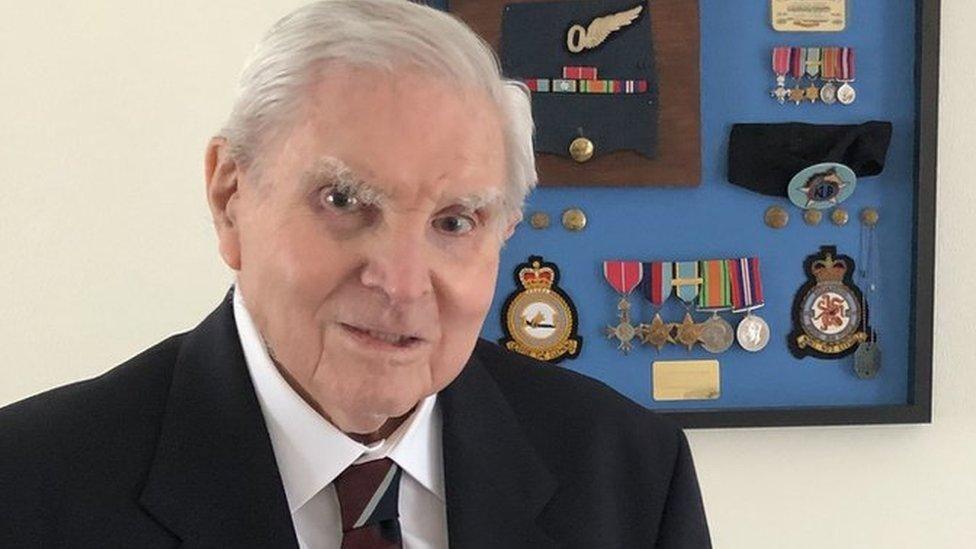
[601,258,769,355]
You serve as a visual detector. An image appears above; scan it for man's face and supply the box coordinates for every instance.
[221,65,510,434]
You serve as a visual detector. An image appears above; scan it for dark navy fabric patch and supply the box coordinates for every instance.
[500,0,658,160]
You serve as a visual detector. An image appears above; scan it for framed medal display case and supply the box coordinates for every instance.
[433,0,937,429]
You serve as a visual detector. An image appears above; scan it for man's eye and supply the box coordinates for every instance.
[320,187,360,212]
[432,214,476,235]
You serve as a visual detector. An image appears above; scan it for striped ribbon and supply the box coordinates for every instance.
[673,261,701,305]
[643,261,674,307]
[698,259,731,311]
[521,78,649,94]
[804,47,821,78]
[562,66,598,80]
[790,46,805,80]
[822,47,838,80]
[839,47,855,80]
[728,257,765,312]
[603,261,644,295]
[772,46,791,76]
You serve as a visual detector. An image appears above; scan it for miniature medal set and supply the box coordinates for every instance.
[771,46,857,105]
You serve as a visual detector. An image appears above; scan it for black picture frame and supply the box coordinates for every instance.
[663,0,939,429]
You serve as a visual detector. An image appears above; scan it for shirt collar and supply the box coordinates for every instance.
[232,285,444,514]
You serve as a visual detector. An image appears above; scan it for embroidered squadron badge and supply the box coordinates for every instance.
[499,256,582,363]
[789,246,870,359]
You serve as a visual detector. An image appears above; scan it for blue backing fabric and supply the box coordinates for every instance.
[438,1,918,411]
[500,0,659,159]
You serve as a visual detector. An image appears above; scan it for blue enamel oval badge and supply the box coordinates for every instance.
[787,162,857,210]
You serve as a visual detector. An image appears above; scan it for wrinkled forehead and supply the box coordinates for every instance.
[277,66,508,203]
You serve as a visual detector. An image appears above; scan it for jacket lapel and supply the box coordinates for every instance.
[138,292,298,547]
[438,350,560,548]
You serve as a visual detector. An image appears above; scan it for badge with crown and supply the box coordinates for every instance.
[499,256,582,363]
[789,245,870,359]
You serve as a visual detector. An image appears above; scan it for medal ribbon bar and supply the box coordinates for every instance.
[644,261,674,307]
[698,259,732,312]
[729,257,766,313]
[603,260,644,295]
[673,261,702,304]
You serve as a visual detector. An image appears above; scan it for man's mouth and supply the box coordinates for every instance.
[340,323,424,349]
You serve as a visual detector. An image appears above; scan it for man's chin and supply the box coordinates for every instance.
[329,397,420,437]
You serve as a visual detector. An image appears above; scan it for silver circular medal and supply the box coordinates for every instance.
[820,82,837,104]
[837,83,856,105]
[736,314,770,352]
[699,315,734,354]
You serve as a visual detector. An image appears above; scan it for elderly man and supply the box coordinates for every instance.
[0,1,709,547]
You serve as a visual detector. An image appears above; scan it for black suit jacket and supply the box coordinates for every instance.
[1,292,710,548]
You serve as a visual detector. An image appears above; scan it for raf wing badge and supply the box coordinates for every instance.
[500,256,582,363]
[789,246,870,359]
[500,0,658,162]
[566,4,643,53]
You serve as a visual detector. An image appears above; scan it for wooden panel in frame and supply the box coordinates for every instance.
[449,0,701,187]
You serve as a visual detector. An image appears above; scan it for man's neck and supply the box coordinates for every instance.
[270,356,414,445]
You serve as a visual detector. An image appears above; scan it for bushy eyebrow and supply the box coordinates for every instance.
[452,189,505,213]
[301,156,505,213]
[300,157,387,206]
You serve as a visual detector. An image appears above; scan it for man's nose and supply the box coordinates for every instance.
[359,225,434,304]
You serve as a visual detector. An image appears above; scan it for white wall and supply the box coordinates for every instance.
[1,1,972,546]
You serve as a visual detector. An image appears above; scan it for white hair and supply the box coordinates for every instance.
[219,0,537,218]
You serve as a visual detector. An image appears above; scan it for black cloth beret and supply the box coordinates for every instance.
[727,121,893,197]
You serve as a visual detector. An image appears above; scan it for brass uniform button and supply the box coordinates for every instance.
[561,207,587,231]
[831,207,849,226]
[529,211,550,229]
[803,209,823,226]
[569,137,594,163]
[764,205,789,229]
[860,207,879,227]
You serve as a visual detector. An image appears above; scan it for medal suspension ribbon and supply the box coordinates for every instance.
[603,261,643,295]
[673,261,701,308]
[728,257,765,312]
[790,46,805,84]
[698,259,731,312]
[643,261,673,308]
[805,47,821,80]
[772,46,791,79]
[822,47,838,81]
[839,46,856,82]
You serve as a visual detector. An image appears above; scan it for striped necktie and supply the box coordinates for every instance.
[334,458,404,549]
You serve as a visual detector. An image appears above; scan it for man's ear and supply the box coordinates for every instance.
[502,211,523,241]
[205,137,243,271]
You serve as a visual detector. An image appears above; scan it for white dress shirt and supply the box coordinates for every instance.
[233,287,449,549]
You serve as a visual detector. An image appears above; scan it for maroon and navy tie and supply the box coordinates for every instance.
[334,458,404,549]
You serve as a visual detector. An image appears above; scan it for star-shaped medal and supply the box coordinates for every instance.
[788,86,806,105]
[639,313,674,350]
[672,312,704,351]
[771,86,788,104]
[804,84,820,103]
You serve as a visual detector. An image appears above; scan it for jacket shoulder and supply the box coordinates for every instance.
[0,333,186,504]
[0,333,184,433]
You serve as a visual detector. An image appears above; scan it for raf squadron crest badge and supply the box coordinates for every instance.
[789,246,870,359]
[499,256,582,363]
